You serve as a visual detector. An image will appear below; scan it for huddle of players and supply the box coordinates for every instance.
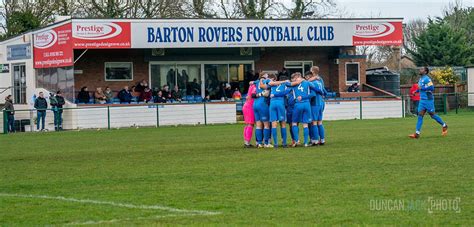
[250,66,326,148]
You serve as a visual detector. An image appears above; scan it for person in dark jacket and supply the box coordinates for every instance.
[118,86,133,103]
[77,86,90,104]
[155,90,166,103]
[161,85,172,100]
[34,92,48,131]
[4,95,15,133]
[135,79,148,93]
[171,85,182,102]
[50,91,66,131]
[278,67,290,80]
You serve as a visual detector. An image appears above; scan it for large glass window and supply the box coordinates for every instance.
[205,64,228,100]
[177,64,201,96]
[150,62,253,100]
[105,62,133,81]
[284,61,313,75]
[36,66,75,101]
[346,62,360,85]
[150,64,175,90]
[229,64,252,93]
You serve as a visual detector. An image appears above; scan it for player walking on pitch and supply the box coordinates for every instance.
[409,67,448,139]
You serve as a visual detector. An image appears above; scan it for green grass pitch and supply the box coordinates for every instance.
[0,114,473,225]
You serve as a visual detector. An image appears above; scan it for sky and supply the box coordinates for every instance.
[334,0,474,22]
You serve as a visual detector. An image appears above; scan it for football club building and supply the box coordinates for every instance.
[0,18,403,105]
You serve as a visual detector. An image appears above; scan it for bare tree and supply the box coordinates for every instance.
[237,0,279,19]
[285,0,336,19]
[357,45,397,69]
[185,0,216,18]
[84,0,137,18]
[55,0,88,17]
[137,0,187,18]
[402,19,426,57]
[216,0,242,18]
[0,0,56,38]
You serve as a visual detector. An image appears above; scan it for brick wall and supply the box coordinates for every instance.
[74,49,148,93]
[255,47,338,87]
[337,57,367,92]
[72,47,367,94]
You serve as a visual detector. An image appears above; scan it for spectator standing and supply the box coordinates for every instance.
[104,87,114,104]
[34,92,48,131]
[409,82,420,115]
[94,87,107,104]
[118,86,133,103]
[77,86,90,104]
[50,91,66,131]
[4,95,15,133]
[171,85,182,102]
[225,83,233,100]
[178,70,189,89]
[140,87,153,103]
[205,79,216,97]
[166,69,175,87]
[218,83,226,101]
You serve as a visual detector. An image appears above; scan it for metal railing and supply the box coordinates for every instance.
[2,93,473,134]
[0,87,12,94]
[1,102,237,134]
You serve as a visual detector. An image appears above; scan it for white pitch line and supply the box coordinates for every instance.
[64,213,202,226]
[0,192,221,216]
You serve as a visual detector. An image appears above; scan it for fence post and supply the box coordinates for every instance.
[401,95,405,118]
[359,96,363,120]
[443,93,448,115]
[156,104,160,127]
[29,109,33,132]
[455,93,458,114]
[3,110,7,134]
[107,106,111,130]
[204,102,207,125]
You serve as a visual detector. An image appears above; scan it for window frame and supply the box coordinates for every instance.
[104,62,134,82]
[284,60,313,74]
[345,62,360,85]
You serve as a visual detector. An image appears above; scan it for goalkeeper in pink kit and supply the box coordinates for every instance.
[243,83,257,148]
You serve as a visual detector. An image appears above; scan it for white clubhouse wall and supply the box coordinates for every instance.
[1,100,406,133]
[468,67,474,107]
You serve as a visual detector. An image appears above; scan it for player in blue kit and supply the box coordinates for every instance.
[409,67,448,139]
[308,66,327,145]
[286,75,297,146]
[253,73,272,148]
[260,74,290,148]
[304,71,316,146]
[286,72,317,147]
